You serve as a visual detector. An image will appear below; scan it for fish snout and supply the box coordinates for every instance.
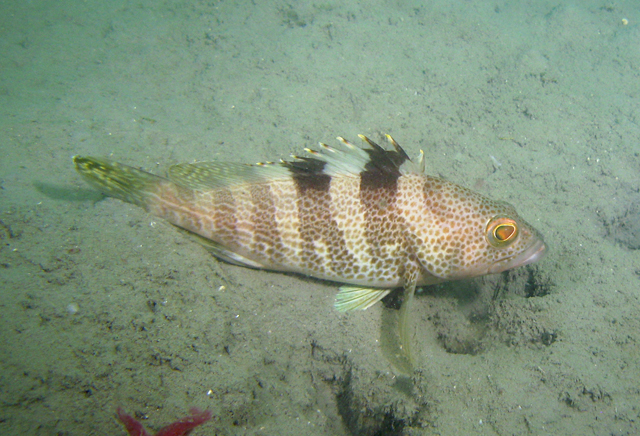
[488,238,547,274]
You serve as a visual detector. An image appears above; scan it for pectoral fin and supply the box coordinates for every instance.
[334,286,391,312]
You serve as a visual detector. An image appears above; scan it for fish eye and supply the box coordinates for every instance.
[486,217,518,247]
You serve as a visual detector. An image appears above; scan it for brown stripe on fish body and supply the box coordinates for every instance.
[185,188,239,243]
[396,174,483,281]
[394,173,443,285]
[145,181,240,244]
[326,176,369,282]
[266,178,304,266]
[289,170,357,279]
[150,176,302,271]
[244,182,281,261]
[358,158,407,285]
[251,180,302,270]
[212,184,254,253]
[207,187,239,244]
[292,172,333,274]
[426,180,483,276]
[210,178,304,270]
[145,181,211,233]
[218,182,279,265]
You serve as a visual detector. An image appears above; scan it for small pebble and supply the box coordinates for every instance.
[66,303,79,314]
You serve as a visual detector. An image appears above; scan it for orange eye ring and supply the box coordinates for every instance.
[486,217,518,247]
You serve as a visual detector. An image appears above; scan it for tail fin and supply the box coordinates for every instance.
[73,156,163,206]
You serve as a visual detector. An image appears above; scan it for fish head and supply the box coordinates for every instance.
[410,178,547,282]
[480,210,547,275]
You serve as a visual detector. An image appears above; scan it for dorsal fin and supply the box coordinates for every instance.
[287,135,423,179]
[167,161,291,191]
[166,135,423,191]
[359,134,410,170]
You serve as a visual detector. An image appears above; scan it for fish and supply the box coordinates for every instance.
[73,134,546,367]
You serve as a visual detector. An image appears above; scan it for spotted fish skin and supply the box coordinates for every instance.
[73,135,546,311]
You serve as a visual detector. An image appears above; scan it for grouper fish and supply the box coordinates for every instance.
[74,135,546,367]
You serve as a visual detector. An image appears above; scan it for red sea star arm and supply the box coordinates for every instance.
[116,408,151,436]
[155,408,213,436]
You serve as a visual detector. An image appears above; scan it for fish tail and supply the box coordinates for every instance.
[73,156,162,206]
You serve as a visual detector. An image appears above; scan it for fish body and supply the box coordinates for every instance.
[74,135,546,312]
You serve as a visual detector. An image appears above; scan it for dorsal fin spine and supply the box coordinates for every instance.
[358,134,386,153]
[385,134,411,161]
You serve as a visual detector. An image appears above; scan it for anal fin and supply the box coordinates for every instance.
[176,228,266,269]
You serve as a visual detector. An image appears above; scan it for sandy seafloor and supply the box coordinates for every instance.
[1,0,640,434]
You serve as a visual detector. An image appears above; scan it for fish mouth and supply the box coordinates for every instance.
[488,238,547,274]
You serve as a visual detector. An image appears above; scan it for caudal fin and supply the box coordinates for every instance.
[73,156,162,206]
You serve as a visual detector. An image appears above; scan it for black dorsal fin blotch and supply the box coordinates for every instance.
[386,135,411,162]
[281,135,413,193]
[282,157,331,193]
[356,135,412,191]
[359,135,386,153]
[358,135,410,177]
[282,156,326,175]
